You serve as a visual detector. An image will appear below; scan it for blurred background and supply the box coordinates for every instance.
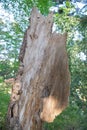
[0,0,87,129]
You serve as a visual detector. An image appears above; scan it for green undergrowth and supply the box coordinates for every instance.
[43,98,87,130]
[0,82,11,130]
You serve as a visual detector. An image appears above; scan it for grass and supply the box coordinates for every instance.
[0,82,11,130]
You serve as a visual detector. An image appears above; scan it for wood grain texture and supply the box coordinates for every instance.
[7,7,70,130]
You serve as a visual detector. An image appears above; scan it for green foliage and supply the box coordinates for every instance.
[43,99,87,130]
[44,105,81,130]
[0,82,11,130]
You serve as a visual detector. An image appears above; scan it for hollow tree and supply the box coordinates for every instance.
[7,7,70,130]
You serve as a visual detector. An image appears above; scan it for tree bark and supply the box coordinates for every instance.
[7,7,70,130]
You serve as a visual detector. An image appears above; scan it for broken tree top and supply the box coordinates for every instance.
[7,7,70,130]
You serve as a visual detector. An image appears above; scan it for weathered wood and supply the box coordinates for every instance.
[7,7,70,130]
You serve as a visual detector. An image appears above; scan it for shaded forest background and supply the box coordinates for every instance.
[0,0,87,130]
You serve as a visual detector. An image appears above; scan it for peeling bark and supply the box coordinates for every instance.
[7,7,70,130]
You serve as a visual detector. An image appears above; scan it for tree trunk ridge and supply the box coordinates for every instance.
[7,7,70,130]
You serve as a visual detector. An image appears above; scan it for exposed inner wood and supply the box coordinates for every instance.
[7,7,70,130]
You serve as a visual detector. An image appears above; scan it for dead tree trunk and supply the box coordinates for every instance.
[7,7,70,130]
